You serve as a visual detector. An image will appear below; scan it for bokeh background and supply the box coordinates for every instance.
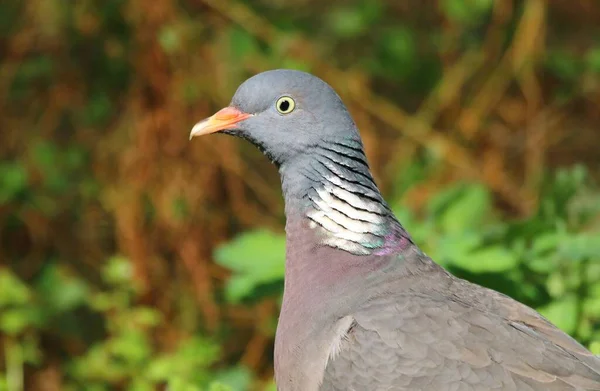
[2,0,600,390]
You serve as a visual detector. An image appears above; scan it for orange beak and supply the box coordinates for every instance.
[189,107,253,140]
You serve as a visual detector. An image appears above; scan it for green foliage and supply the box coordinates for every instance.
[328,1,383,39]
[440,0,493,26]
[214,230,286,303]
[586,47,600,74]
[0,162,28,205]
[0,257,232,391]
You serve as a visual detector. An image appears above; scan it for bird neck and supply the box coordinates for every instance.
[280,139,412,256]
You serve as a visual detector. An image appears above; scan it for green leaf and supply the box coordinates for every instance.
[450,245,518,273]
[230,27,259,60]
[380,27,416,74]
[0,162,28,204]
[434,232,482,267]
[147,337,219,383]
[427,183,465,217]
[538,295,579,335]
[441,0,492,25]
[19,334,42,365]
[531,232,559,255]
[444,185,492,232]
[130,307,162,327]
[68,344,121,382]
[280,58,311,73]
[427,183,492,232]
[158,25,181,54]
[64,146,86,170]
[545,50,582,81]
[557,233,600,262]
[208,383,233,391]
[546,271,566,298]
[583,297,600,317]
[17,56,54,81]
[586,262,600,286]
[172,197,190,222]
[0,307,41,335]
[225,277,258,305]
[36,265,90,312]
[590,277,600,298]
[527,232,560,273]
[32,141,58,170]
[527,255,558,274]
[329,7,368,38]
[329,0,382,39]
[102,255,134,286]
[167,378,202,391]
[263,381,278,391]
[84,91,113,125]
[0,270,32,306]
[129,378,155,391]
[213,366,253,391]
[586,47,600,73]
[214,230,285,303]
[109,330,151,364]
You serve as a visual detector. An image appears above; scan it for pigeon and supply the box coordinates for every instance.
[190,69,600,391]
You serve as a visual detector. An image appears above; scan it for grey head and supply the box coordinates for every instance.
[190,69,362,167]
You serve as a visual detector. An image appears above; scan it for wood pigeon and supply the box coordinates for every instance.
[190,69,600,391]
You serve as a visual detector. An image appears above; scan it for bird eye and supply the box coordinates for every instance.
[276,96,295,114]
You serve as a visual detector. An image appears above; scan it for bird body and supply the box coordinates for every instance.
[190,69,600,390]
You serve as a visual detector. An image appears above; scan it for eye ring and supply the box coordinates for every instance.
[276,96,296,114]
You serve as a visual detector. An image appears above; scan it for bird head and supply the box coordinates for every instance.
[190,69,361,166]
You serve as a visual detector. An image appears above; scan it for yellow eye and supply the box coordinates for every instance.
[276,96,295,114]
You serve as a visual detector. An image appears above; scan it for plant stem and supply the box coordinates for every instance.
[4,338,23,391]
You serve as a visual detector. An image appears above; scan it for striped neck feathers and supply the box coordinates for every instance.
[281,140,412,256]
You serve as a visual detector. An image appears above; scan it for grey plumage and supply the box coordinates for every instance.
[190,69,600,391]
[323,262,600,390]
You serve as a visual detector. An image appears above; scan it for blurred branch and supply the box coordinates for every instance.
[179,231,220,331]
[457,0,546,139]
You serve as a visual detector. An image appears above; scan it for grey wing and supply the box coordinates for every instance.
[321,283,600,391]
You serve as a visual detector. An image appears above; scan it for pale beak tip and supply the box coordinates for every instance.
[189,121,206,141]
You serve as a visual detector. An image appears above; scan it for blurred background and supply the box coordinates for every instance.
[1,0,600,390]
